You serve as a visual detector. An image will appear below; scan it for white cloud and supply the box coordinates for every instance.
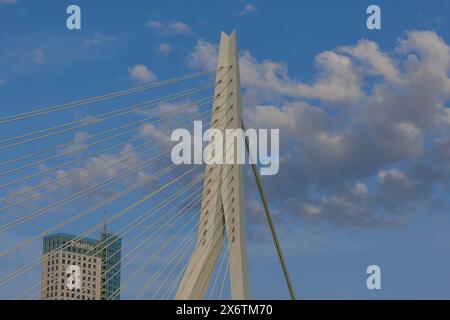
[0,80,5,86]
[376,168,430,212]
[302,204,321,216]
[145,20,190,35]
[0,0,18,4]
[31,48,44,64]
[353,182,369,196]
[188,39,218,70]
[186,30,450,227]
[156,42,172,56]
[236,4,257,17]
[169,21,190,34]
[396,30,450,95]
[133,98,203,149]
[63,132,90,154]
[339,39,402,83]
[378,169,408,184]
[138,123,167,142]
[2,143,147,215]
[128,65,157,83]
[372,121,423,159]
[188,40,363,103]
[84,31,116,47]
[80,114,102,125]
[146,20,161,29]
[250,102,326,137]
[278,50,362,102]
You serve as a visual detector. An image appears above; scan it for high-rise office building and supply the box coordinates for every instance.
[41,232,121,300]
[99,232,121,299]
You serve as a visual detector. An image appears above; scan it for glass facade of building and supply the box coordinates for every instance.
[42,232,121,300]
[99,232,121,300]
[43,233,100,256]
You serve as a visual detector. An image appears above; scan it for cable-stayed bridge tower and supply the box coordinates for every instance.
[176,31,249,299]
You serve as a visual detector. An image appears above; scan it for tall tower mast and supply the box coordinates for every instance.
[176,31,249,299]
[103,210,108,235]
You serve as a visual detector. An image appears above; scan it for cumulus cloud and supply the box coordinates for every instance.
[0,131,203,222]
[297,181,407,228]
[188,39,218,70]
[251,102,327,139]
[156,42,172,56]
[84,31,116,47]
[188,30,450,227]
[63,132,90,154]
[138,123,167,142]
[236,4,257,17]
[377,169,419,212]
[135,97,203,145]
[80,114,102,125]
[1,144,144,215]
[339,39,402,83]
[188,39,363,103]
[128,64,157,83]
[145,20,190,35]
[31,48,44,64]
[263,50,362,102]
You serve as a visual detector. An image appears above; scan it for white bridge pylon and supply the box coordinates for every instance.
[176,31,249,300]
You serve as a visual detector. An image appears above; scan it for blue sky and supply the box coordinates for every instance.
[1,0,450,299]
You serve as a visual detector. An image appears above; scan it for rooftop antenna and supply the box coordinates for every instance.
[103,210,108,235]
